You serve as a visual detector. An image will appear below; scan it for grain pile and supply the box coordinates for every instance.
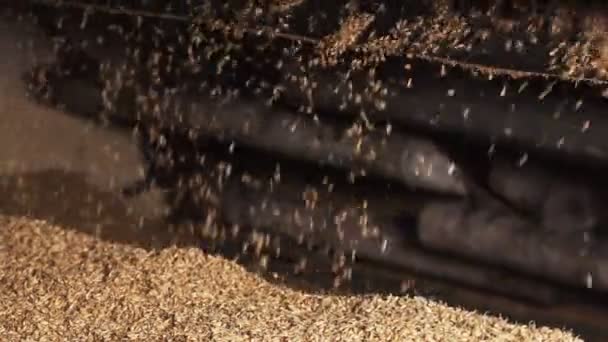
[0,5,590,342]
[0,217,582,341]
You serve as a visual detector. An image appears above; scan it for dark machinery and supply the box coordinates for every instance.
[9,0,608,339]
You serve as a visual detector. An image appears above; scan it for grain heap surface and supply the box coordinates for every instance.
[0,217,582,341]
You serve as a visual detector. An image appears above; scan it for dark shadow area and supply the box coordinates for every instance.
[0,170,177,249]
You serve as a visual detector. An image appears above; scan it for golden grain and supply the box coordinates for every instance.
[0,216,582,341]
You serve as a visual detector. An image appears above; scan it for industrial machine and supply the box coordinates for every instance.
[7,0,608,339]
